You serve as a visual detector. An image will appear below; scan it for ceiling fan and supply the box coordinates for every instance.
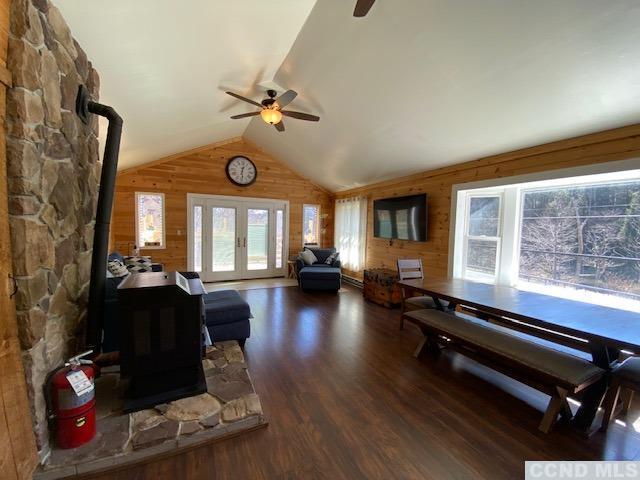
[354,0,376,17]
[226,89,320,132]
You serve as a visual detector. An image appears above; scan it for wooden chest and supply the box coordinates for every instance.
[363,268,402,308]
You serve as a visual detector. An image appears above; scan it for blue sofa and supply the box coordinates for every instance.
[296,247,342,292]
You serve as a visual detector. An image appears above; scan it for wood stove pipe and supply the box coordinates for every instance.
[76,85,123,352]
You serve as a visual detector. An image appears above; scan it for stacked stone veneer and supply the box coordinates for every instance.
[6,0,101,456]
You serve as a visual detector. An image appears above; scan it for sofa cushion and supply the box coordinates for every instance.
[324,252,339,265]
[299,249,318,265]
[304,247,336,264]
[299,266,341,281]
[124,255,153,273]
[203,290,251,326]
[107,259,129,277]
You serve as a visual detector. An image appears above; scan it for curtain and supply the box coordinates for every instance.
[334,197,367,271]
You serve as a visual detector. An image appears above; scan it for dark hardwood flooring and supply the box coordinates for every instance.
[89,285,640,479]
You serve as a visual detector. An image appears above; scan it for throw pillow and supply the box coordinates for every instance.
[124,255,152,273]
[299,249,318,265]
[324,252,338,265]
[107,259,129,277]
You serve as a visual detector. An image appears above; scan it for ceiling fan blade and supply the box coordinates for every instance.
[225,91,263,108]
[274,121,285,132]
[275,90,297,108]
[353,0,375,17]
[282,110,320,122]
[230,111,261,119]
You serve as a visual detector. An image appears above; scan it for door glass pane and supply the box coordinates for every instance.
[469,196,500,237]
[247,208,268,270]
[212,207,236,272]
[276,209,284,269]
[466,239,498,276]
[193,205,202,272]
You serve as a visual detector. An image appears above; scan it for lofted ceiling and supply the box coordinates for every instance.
[54,0,316,170]
[57,0,640,192]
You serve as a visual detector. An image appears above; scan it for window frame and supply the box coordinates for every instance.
[302,203,321,248]
[460,191,504,284]
[135,191,166,250]
[450,160,640,309]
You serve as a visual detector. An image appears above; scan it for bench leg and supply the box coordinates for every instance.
[600,382,621,432]
[539,387,568,433]
[619,388,634,417]
[413,336,427,358]
[559,398,573,423]
[413,334,441,358]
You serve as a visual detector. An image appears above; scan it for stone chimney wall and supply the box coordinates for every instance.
[6,0,100,457]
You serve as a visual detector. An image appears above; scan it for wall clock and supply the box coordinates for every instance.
[225,156,257,186]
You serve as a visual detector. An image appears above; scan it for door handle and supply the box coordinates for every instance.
[237,237,240,248]
[243,237,246,247]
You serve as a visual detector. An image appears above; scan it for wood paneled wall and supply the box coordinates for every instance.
[336,124,640,280]
[0,0,38,477]
[113,138,334,272]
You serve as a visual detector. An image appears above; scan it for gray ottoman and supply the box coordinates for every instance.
[203,290,251,346]
[298,266,341,291]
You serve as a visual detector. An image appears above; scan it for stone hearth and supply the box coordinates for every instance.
[36,342,266,479]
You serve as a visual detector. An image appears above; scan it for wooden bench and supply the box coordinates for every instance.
[404,309,605,432]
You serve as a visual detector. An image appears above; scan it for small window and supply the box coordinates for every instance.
[302,204,320,247]
[463,195,502,282]
[135,192,165,249]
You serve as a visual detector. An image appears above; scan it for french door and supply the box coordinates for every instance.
[187,194,288,282]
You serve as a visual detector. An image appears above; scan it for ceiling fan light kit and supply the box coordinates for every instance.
[260,108,282,125]
[226,88,320,132]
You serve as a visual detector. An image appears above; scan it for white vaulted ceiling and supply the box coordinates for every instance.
[54,0,316,169]
[57,0,640,191]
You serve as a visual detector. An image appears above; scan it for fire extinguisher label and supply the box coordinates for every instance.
[58,387,94,410]
[66,370,94,396]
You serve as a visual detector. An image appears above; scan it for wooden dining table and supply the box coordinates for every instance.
[398,276,640,432]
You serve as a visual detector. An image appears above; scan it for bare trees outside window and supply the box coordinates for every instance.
[453,171,640,311]
[519,182,640,300]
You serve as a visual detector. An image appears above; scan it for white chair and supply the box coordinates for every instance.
[397,259,442,330]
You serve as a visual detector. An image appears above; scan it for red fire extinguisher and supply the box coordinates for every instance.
[46,350,97,449]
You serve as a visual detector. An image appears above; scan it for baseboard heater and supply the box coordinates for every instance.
[342,275,363,288]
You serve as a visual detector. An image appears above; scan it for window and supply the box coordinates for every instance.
[463,195,502,281]
[275,209,284,269]
[302,204,320,247]
[192,204,202,272]
[335,197,367,271]
[452,169,640,311]
[135,192,165,249]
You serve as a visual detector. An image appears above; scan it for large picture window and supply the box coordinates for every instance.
[135,192,165,249]
[452,170,640,311]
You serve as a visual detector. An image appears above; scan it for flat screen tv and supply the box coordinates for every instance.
[373,193,427,241]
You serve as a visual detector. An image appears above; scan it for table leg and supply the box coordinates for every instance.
[571,344,616,433]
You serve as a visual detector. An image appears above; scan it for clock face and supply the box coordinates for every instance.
[226,156,257,186]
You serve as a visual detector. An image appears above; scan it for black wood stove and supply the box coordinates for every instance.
[117,271,206,412]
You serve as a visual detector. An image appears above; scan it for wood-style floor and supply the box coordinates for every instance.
[88,285,640,480]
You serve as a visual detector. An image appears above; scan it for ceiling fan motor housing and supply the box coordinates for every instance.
[262,89,278,108]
